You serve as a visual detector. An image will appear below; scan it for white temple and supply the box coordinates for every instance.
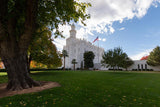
[63,24,104,69]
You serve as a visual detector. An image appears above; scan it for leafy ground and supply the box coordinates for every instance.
[0,71,160,107]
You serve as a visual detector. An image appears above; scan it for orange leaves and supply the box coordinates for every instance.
[0,62,4,69]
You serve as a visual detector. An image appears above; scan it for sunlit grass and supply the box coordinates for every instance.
[0,70,160,106]
[0,72,7,76]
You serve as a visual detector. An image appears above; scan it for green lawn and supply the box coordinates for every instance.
[0,71,160,107]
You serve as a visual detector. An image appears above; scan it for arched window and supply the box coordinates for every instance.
[141,64,143,71]
[138,64,140,70]
[145,64,147,70]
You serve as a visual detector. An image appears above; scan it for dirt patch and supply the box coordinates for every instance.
[0,81,61,98]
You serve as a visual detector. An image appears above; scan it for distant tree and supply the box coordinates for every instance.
[71,59,77,70]
[62,50,68,70]
[101,47,132,70]
[121,54,134,71]
[101,50,115,69]
[114,47,124,69]
[84,51,95,69]
[147,46,160,66]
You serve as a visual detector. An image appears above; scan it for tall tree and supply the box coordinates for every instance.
[114,47,124,69]
[0,0,90,90]
[62,50,68,70]
[101,47,132,70]
[147,46,160,66]
[120,54,133,71]
[83,51,95,69]
[101,49,115,69]
[28,27,62,72]
[71,59,77,70]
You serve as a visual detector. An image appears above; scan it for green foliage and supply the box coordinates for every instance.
[147,46,160,66]
[121,57,134,70]
[29,27,62,68]
[84,51,95,69]
[62,50,69,58]
[62,50,68,70]
[1,71,160,106]
[71,59,77,65]
[101,47,133,70]
[71,59,77,70]
[37,0,91,38]
[1,0,91,42]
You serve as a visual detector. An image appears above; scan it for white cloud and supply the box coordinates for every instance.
[119,27,125,31]
[53,0,160,51]
[79,0,160,33]
[130,49,152,60]
[102,38,106,42]
[109,26,115,34]
[53,38,66,51]
[99,37,106,42]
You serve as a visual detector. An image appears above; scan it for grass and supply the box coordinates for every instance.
[0,72,7,76]
[0,71,160,107]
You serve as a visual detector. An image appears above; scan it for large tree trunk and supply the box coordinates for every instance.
[27,54,32,74]
[2,53,40,91]
[0,0,40,91]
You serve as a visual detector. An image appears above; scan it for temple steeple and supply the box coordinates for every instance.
[70,24,76,38]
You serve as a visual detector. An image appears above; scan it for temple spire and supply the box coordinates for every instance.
[70,23,76,38]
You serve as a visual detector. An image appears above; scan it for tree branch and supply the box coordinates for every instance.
[0,0,8,21]
[19,0,39,53]
[0,0,8,39]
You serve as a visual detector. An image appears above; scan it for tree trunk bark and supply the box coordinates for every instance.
[2,53,40,91]
[63,56,65,70]
[74,64,75,71]
[27,54,32,74]
[0,0,39,91]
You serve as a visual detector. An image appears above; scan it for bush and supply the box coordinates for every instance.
[132,69,135,71]
[0,69,6,72]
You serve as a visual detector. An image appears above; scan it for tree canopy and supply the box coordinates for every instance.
[101,47,133,70]
[0,0,90,90]
[83,51,95,69]
[28,27,62,69]
[147,46,160,66]
[71,59,77,70]
[62,50,69,70]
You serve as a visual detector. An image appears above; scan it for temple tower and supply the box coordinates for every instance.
[70,24,76,38]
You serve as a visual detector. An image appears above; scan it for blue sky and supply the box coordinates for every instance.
[53,0,160,60]
[95,5,160,60]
